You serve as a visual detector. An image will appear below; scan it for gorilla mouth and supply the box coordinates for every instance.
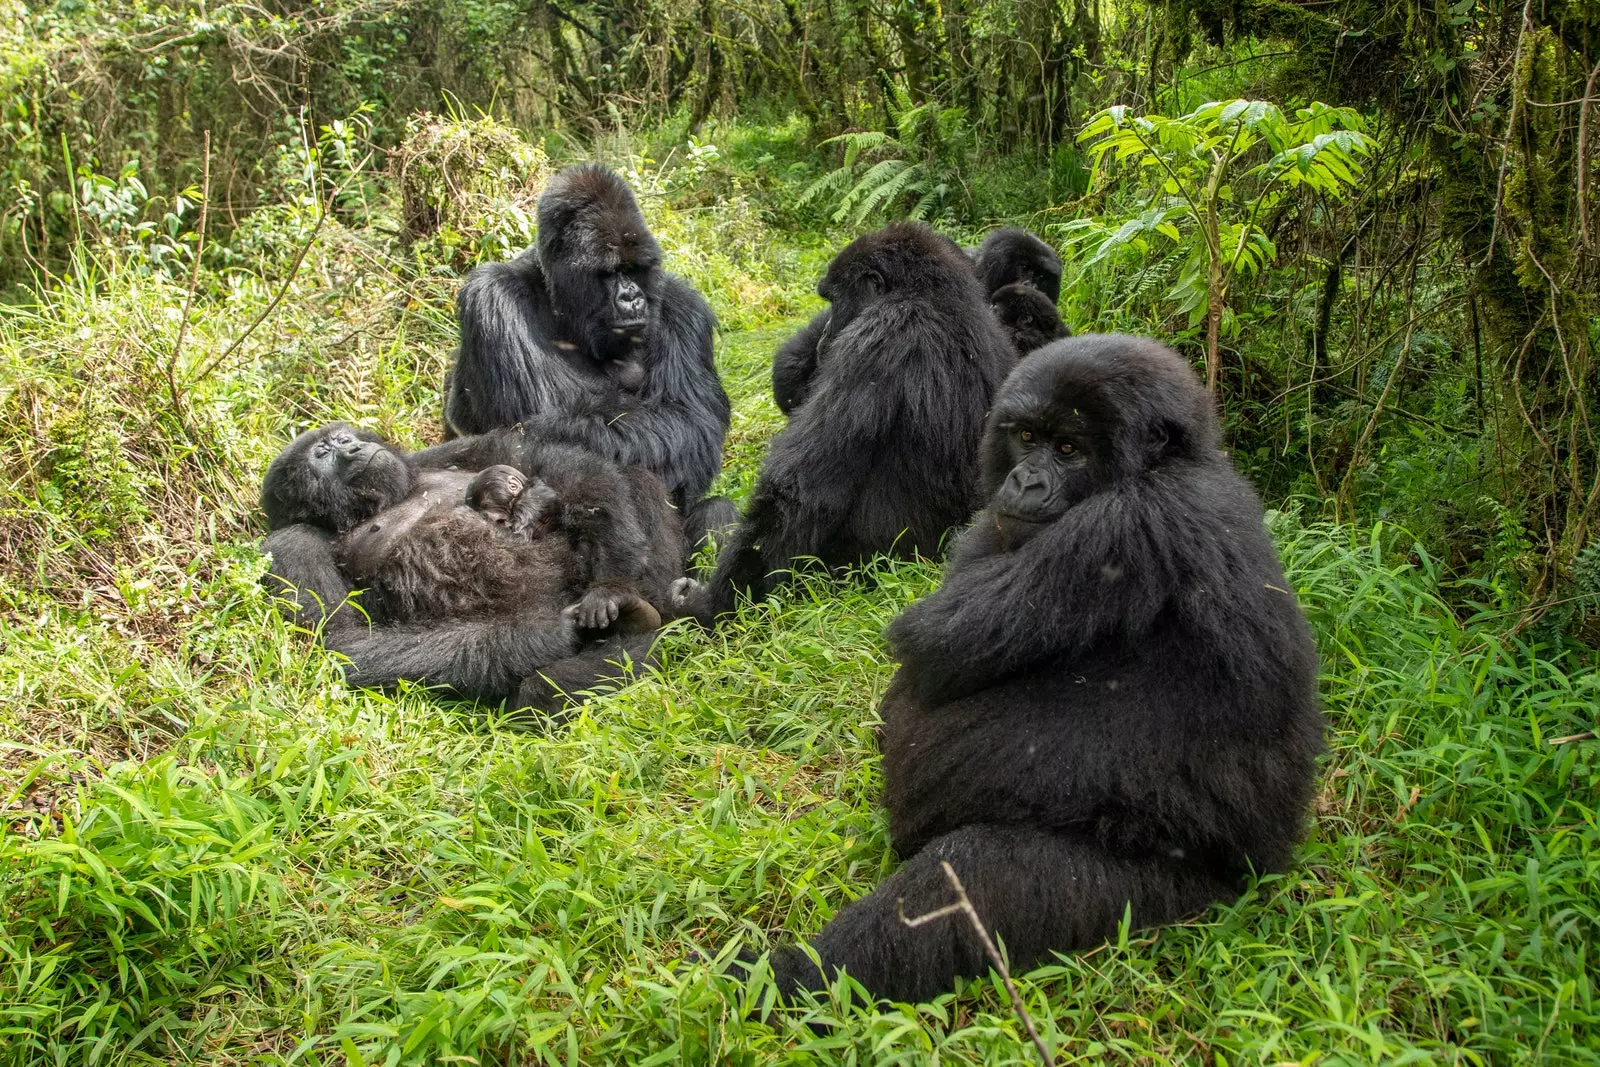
[995,511,1050,529]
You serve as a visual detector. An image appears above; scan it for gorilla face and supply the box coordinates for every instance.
[261,423,412,532]
[979,337,1219,549]
[986,405,1102,547]
[536,164,665,363]
[989,281,1068,356]
[466,464,527,527]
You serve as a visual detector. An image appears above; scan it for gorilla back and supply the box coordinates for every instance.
[758,335,1324,1004]
[443,164,731,510]
[703,222,1016,615]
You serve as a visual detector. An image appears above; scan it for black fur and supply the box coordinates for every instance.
[969,226,1062,303]
[443,164,732,510]
[775,226,1060,416]
[769,311,828,416]
[990,281,1071,357]
[702,222,1016,616]
[756,335,1324,1004]
[260,423,684,708]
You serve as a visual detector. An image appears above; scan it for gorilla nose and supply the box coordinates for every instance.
[616,293,646,320]
[1000,465,1054,519]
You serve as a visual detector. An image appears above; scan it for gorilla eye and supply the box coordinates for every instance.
[1020,431,1034,442]
[1060,442,1075,455]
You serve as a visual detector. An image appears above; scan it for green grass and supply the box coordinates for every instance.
[1,132,1598,1065]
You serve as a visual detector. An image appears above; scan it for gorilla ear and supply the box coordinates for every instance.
[861,269,884,296]
[1147,418,1188,462]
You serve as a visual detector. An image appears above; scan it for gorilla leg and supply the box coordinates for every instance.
[513,631,659,722]
[766,824,1232,1005]
[327,611,579,701]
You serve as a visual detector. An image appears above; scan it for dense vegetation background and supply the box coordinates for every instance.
[0,0,1596,1062]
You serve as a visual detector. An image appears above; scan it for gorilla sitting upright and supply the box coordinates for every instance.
[750,335,1324,1004]
[260,423,682,709]
[441,163,735,544]
[701,222,1016,617]
[772,225,1061,415]
[967,226,1062,304]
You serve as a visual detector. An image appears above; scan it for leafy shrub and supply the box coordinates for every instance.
[799,86,977,226]
[392,112,552,269]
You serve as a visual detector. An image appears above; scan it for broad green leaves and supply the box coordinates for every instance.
[1064,99,1373,388]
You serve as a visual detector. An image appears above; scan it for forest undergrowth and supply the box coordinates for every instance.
[0,117,1597,1065]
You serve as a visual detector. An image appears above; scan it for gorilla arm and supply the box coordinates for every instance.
[770,310,829,415]
[325,610,581,701]
[262,524,359,631]
[448,255,554,434]
[888,478,1189,703]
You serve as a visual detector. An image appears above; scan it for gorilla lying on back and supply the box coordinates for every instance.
[441,163,734,546]
[699,222,1016,617]
[261,424,681,706]
[771,226,1060,415]
[749,336,1324,1004]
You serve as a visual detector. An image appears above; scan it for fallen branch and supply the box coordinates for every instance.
[1550,732,1596,746]
[899,862,1054,1066]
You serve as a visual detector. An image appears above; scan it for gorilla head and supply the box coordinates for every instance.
[465,464,528,527]
[535,164,663,363]
[989,280,1071,357]
[971,227,1063,303]
[262,423,411,532]
[980,337,1217,548]
[813,222,968,346]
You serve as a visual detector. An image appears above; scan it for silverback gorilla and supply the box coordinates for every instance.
[442,163,734,539]
[700,222,1016,616]
[751,336,1324,1004]
[260,423,682,710]
[771,225,1060,416]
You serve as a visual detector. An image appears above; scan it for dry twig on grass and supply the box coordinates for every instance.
[899,861,1055,1066]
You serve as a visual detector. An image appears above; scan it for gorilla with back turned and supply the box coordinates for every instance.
[699,222,1016,617]
[771,225,1061,415]
[751,335,1324,1004]
[442,163,734,542]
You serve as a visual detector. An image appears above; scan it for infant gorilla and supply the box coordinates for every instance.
[335,462,660,634]
[465,464,559,535]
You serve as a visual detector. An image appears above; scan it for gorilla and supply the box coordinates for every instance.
[260,423,682,707]
[990,281,1071,357]
[442,163,735,542]
[700,222,1016,618]
[748,336,1324,1004]
[968,226,1062,304]
[772,225,1060,416]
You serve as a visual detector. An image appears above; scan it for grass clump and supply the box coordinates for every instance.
[0,117,1596,1065]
